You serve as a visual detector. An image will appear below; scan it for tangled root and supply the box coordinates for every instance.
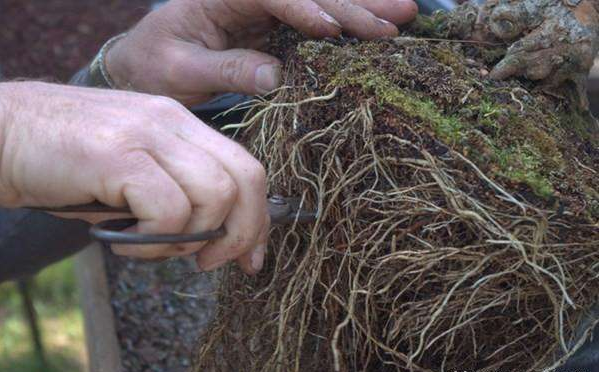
[195,35,598,372]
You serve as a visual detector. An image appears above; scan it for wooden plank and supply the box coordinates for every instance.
[75,243,123,372]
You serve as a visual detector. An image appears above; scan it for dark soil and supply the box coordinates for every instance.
[195,28,599,372]
[104,251,217,372]
[0,0,148,82]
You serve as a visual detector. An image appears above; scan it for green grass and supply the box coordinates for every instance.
[0,258,86,372]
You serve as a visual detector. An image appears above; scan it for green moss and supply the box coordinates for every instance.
[505,112,565,171]
[297,41,336,63]
[407,13,447,37]
[331,67,465,144]
[431,47,464,75]
[558,110,598,146]
[495,145,555,198]
[294,37,592,201]
[477,100,502,128]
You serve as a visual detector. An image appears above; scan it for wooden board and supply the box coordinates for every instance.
[75,243,123,372]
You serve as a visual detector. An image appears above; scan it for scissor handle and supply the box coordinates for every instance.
[89,218,227,245]
[29,194,315,245]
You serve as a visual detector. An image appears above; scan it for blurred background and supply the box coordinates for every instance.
[0,260,85,372]
[0,0,148,81]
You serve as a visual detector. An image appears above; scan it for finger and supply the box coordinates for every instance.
[163,44,282,97]
[314,0,399,40]
[49,211,132,224]
[235,213,270,275]
[351,0,419,25]
[108,151,192,259]
[150,136,239,256]
[194,154,268,272]
[261,0,342,38]
[180,130,268,272]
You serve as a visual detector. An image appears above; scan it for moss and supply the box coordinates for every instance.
[494,145,556,198]
[584,187,599,220]
[331,66,466,144]
[406,13,447,38]
[478,47,507,64]
[504,111,565,171]
[558,110,598,146]
[293,36,594,203]
[431,47,465,75]
[473,99,503,129]
[297,41,336,63]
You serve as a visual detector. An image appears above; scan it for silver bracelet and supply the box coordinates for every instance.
[90,33,128,89]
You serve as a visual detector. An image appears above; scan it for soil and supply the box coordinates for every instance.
[104,251,217,372]
[195,27,598,372]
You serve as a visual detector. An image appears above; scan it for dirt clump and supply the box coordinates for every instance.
[194,21,598,372]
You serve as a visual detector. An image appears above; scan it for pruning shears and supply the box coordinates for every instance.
[32,195,315,245]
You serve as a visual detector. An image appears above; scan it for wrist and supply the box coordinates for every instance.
[0,82,15,155]
[0,82,20,206]
[104,34,134,90]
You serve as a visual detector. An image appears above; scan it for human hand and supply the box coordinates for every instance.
[106,0,418,106]
[0,81,269,274]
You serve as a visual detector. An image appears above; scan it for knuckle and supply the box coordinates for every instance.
[212,173,239,206]
[147,95,183,115]
[281,3,297,23]
[245,158,267,190]
[90,125,139,156]
[142,95,189,131]
[121,150,155,171]
[228,242,252,259]
[218,56,246,87]
[233,224,265,255]
[160,195,192,228]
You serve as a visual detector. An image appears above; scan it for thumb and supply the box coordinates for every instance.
[188,47,282,96]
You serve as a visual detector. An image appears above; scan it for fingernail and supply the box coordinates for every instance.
[251,245,266,272]
[377,17,393,25]
[319,10,342,28]
[255,64,281,94]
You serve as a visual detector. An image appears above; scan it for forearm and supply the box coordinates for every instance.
[0,83,12,157]
[0,83,7,158]
[0,82,18,207]
[0,82,92,283]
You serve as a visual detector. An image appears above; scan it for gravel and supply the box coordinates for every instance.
[104,251,218,372]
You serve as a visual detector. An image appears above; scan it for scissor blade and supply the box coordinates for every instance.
[270,197,317,225]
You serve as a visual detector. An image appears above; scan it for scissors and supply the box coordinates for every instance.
[32,195,316,245]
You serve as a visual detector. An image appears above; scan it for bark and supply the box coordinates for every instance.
[445,0,599,108]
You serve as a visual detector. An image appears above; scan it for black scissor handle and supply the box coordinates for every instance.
[89,218,227,245]
[30,194,316,245]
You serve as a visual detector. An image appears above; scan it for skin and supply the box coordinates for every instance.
[0,0,418,275]
[106,0,419,106]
